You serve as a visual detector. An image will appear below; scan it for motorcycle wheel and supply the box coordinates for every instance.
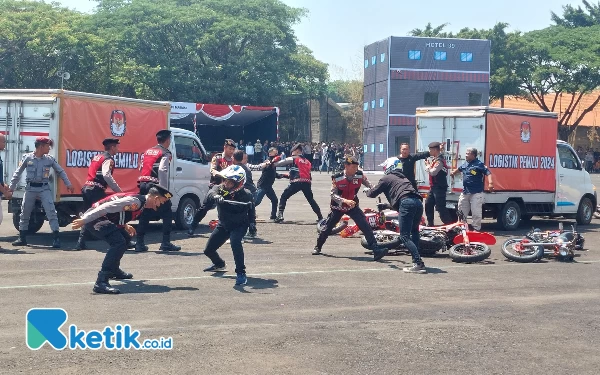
[501,238,543,262]
[360,231,403,250]
[418,233,447,257]
[448,242,491,263]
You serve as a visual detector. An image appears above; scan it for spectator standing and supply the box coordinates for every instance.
[254,140,263,163]
[313,145,322,172]
[246,142,255,161]
[585,150,594,173]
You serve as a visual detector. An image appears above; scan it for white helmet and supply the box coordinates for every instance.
[380,157,401,175]
[218,165,246,192]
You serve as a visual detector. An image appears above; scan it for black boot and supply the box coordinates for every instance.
[12,230,27,246]
[109,268,133,280]
[159,235,181,251]
[74,230,86,251]
[134,236,148,252]
[274,211,284,223]
[52,231,61,249]
[127,240,136,249]
[93,271,120,294]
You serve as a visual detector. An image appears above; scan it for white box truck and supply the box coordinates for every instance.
[415,106,596,230]
[0,89,211,233]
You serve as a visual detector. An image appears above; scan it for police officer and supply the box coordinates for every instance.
[135,129,181,252]
[72,184,173,294]
[75,138,123,250]
[273,143,323,223]
[313,156,385,260]
[9,137,75,248]
[424,141,453,226]
[187,139,236,236]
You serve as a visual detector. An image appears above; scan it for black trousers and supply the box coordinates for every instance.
[137,182,172,238]
[316,207,376,250]
[203,224,248,274]
[78,186,108,242]
[85,220,128,272]
[278,182,322,219]
[425,187,453,226]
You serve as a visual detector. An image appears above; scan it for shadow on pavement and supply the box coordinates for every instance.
[116,280,200,294]
[320,253,376,262]
[0,247,34,255]
[233,277,279,293]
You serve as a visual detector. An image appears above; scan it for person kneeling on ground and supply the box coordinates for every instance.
[314,156,387,261]
[72,185,173,294]
[202,165,254,286]
[364,158,427,273]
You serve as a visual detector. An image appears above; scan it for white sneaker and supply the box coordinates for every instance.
[226,239,244,244]
[403,263,427,273]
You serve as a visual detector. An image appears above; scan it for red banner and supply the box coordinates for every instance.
[58,97,169,195]
[485,112,557,192]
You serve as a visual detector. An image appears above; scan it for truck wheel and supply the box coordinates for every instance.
[12,211,45,234]
[576,197,593,225]
[175,197,197,230]
[497,201,521,231]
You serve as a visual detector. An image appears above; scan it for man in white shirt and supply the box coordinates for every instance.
[246,142,255,159]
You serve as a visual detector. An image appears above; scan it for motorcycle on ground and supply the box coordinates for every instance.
[361,210,496,262]
[501,222,585,262]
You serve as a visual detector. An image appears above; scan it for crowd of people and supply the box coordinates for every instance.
[576,147,600,173]
[236,139,365,172]
[2,133,493,294]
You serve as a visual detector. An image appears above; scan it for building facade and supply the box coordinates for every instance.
[363,36,491,170]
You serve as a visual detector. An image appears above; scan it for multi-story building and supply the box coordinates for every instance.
[363,36,491,170]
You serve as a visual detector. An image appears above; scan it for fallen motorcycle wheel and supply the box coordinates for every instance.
[418,233,447,257]
[501,238,542,263]
[448,242,491,263]
[360,231,403,250]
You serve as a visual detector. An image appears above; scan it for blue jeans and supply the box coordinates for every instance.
[397,196,424,265]
[255,186,278,218]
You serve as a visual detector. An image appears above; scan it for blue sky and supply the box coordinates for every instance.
[56,0,572,79]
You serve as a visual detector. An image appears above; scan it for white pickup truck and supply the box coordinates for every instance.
[0,90,211,233]
[415,106,596,230]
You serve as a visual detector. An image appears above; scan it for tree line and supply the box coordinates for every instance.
[1,0,599,141]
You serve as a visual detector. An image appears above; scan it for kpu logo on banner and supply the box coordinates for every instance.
[26,308,172,350]
[110,110,126,137]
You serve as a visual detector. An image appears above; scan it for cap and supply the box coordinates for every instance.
[428,141,442,148]
[35,137,53,146]
[344,156,359,165]
[224,139,237,147]
[156,129,172,138]
[102,138,120,146]
[291,143,303,152]
[268,147,278,154]
[149,184,173,199]
[257,139,260,142]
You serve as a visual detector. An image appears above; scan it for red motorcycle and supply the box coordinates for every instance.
[361,210,496,262]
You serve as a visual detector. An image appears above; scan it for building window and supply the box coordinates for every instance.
[434,51,447,61]
[363,144,368,153]
[379,98,384,108]
[380,53,386,63]
[461,52,473,62]
[371,100,376,109]
[469,93,483,106]
[372,56,376,65]
[408,50,421,60]
[363,102,368,111]
[424,92,439,106]
[364,59,369,68]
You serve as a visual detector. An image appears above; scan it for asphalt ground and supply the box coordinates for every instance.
[1,172,600,374]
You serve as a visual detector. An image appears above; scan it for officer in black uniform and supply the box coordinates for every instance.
[72,185,173,294]
[424,141,453,226]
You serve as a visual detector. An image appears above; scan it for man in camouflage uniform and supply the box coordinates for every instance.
[9,137,74,248]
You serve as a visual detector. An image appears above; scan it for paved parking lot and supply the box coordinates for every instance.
[1,172,600,374]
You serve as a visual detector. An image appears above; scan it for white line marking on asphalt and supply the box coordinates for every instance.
[0,260,599,290]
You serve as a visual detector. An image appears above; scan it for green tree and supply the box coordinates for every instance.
[551,0,600,27]
[517,25,600,140]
